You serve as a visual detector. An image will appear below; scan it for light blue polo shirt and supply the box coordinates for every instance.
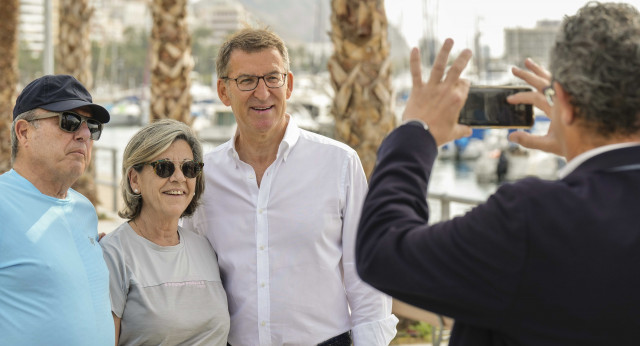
[0,169,114,346]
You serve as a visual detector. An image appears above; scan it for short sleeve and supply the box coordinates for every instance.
[100,237,130,318]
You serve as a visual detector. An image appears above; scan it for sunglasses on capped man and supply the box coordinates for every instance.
[30,111,103,140]
[142,159,204,179]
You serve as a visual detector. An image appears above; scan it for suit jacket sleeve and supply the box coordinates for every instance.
[356,125,530,328]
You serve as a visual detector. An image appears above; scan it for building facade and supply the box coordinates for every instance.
[19,0,58,56]
[190,0,255,46]
[504,20,561,69]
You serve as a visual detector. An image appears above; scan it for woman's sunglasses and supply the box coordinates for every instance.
[31,111,103,140]
[144,159,204,179]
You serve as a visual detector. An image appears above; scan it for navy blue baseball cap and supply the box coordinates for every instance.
[13,75,110,123]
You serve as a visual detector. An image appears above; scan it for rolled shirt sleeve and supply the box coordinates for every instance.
[341,151,398,345]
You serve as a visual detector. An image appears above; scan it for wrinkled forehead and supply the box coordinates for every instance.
[227,48,286,75]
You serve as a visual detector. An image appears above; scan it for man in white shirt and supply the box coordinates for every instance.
[183,27,398,345]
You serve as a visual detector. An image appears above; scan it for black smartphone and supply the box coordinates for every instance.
[458,86,534,128]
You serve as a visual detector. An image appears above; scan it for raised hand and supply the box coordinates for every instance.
[507,58,563,156]
[402,39,473,146]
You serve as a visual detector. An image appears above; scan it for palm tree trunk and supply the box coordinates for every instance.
[328,0,396,178]
[149,0,193,124]
[57,0,93,88]
[0,0,20,173]
[57,0,99,205]
[329,1,448,339]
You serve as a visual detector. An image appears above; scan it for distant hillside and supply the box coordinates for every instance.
[237,0,330,43]
[236,0,410,64]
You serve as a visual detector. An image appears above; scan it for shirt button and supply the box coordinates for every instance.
[258,208,263,214]
[260,282,265,287]
[261,321,266,326]
[248,175,254,180]
[259,245,265,250]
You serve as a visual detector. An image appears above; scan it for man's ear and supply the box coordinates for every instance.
[285,71,294,100]
[15,120,31,143]
[217,79,231,106]
[555,82,575,126]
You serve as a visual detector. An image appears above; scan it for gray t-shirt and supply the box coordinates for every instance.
[101,222,229,346]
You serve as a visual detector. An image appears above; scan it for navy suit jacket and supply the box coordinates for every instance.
[356,124,640,345]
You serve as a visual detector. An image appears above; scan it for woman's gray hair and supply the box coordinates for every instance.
[549,2,640,137]
[119,119,205,220]
[11,109,41,163]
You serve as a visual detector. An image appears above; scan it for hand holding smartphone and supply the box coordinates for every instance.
[458,86,533,128]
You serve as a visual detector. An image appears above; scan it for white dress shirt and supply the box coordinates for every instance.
[557,142,640,178]
[184,116,398,346]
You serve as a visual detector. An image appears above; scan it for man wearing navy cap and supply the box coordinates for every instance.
[0,75,114,345]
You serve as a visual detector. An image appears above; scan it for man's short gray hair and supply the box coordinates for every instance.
[550,2,640,137]
[11,109,41,163]
[216,27,290,78]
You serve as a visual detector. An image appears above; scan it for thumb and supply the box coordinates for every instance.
[508,131,537,147]
[454,125,473,140]
[508,131,558,154]
[508,130,526,143]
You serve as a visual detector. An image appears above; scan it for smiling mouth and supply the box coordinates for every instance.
[251,106,274,111]
[164,190,185,196]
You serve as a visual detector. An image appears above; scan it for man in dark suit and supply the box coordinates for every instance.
[356,2,640,345]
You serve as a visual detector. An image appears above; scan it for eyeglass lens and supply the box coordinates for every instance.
[236,73,285,91]
[149,160,203,178]
[59,112,103,140]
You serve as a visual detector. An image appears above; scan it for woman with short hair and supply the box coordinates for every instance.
[100,119,229,345]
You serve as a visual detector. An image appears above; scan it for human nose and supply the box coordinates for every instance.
[252,77,270,100]
[169,163,186,182]
[74,121,92,141]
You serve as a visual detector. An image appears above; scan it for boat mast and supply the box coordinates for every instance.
[421,0,439,67]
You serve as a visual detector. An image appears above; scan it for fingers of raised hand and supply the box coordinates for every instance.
[428,38,454,86]
[524,58,551,80]
[409,47,423,87]
[444,49,473,86]
[511,66,550,91]
[507,90,550,115]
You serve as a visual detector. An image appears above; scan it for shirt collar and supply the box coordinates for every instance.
[279,113,300,162]
[225,113,301,162]
[557,142,640,178]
